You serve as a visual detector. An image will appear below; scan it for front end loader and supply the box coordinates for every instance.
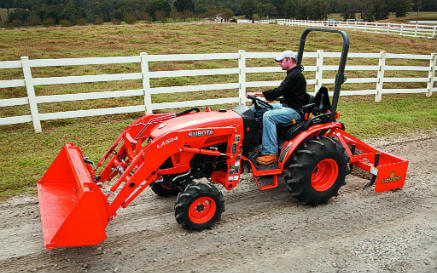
[37,28,409,249]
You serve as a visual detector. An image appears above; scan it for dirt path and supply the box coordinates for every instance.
[0,134,436,273]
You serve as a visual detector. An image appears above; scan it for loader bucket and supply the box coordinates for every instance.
[37,143,109,249]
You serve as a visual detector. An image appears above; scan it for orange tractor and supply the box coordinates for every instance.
[37,29,408,249]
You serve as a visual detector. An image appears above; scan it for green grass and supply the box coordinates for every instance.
[327,11,437,22]
[0,23,436,199]
[386,11,437,23]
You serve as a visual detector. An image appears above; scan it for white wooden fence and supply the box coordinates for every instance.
[256,19,437,39]
[0,50,436,132]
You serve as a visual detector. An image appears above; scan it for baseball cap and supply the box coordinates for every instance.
[275,50,297,62]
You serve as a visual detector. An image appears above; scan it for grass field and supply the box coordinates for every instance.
[328,11,437,22]
[0,23,436,199]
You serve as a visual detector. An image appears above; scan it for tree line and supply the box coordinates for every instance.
[1,0,435,27]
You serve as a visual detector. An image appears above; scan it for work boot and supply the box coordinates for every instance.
[256,155,278,165]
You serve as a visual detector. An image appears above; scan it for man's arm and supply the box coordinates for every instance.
[262,72,294,101]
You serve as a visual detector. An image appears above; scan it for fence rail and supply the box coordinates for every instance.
[1,50,436,132]
[253,19,437,39]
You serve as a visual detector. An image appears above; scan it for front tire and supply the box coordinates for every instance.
[174,182,225,230]
[150,179,180,197]
[285,136,349,205]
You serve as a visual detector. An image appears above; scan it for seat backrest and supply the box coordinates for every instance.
[314,87,331,113]
[305,92,315,105]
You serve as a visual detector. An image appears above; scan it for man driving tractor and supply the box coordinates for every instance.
[249,50,308,165]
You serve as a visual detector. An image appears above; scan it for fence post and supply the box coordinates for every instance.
[238,50,247,105]
[376,51,386,102]
[426,53,436,97]
[315,50,324,92]
[432,25,436,39]
[21,56,42,132]
[364,21,367,32]
[414,24,418,37]
[141,52,152,114]
[400,24,404,36]
[386,23,390,33]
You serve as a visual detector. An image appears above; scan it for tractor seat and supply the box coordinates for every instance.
[276,92,314,131]
[277,87,331,140]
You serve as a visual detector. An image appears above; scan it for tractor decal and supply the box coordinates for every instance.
[157,136,178,149]
[188,130,214,137]
[381,172,402,184]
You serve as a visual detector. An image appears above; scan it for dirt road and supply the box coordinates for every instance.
[1,134,436,273]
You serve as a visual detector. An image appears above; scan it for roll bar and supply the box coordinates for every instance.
[296,28,350,114]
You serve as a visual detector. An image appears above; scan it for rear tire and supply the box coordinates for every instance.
[284,136,349,205]
[174,182,225,230]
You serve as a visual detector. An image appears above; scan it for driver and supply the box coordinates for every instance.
[248,50,307,165]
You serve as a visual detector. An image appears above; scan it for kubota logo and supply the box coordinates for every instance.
[381,171,401,184]
[188,130,214,137]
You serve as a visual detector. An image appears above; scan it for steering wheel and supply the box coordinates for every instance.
[247,94,273,111]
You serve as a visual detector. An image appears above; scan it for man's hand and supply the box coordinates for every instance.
[247,92,264,98]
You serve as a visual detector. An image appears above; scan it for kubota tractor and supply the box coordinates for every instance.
[37,28,409,249]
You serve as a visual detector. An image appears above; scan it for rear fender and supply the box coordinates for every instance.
[278,122,343,168]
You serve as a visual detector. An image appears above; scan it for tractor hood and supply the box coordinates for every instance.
[150,109,242,139]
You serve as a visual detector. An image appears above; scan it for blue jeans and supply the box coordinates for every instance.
[251,104,302,155]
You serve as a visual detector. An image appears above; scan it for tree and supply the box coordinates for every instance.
[194,0,208,14]
[146,0,171,20]
[221,8,234,21]
[257,2,277,18]
[182,10,194,20]
[124,12,136,24]
[393,0,413,17]
[284,0,297,18]
[338,0,357,19]
[296,0,310,19]
[154,10,166,22]
[174,0,195,12]
[373,0,390,19]
[360,0,390,21]
[7,8,29,24]
[241,0,257,19]
[309,0,329,20]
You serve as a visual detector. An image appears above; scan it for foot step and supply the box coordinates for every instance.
[253,162,279,170]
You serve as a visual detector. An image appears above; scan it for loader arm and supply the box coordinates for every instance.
[105,126,240,217]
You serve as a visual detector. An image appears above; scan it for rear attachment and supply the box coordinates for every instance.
[331,129,409,192]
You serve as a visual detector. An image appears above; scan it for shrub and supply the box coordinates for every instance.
[111,18,121,24]
[27,14,41,26]
[42,18,56,26]
[155,11,166,22]
[76,18,87,25]
[141,12,152,22]
[60,19,72,27]
[12,19,23,27]
[124,13,137,24]
[94,17,104,25]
